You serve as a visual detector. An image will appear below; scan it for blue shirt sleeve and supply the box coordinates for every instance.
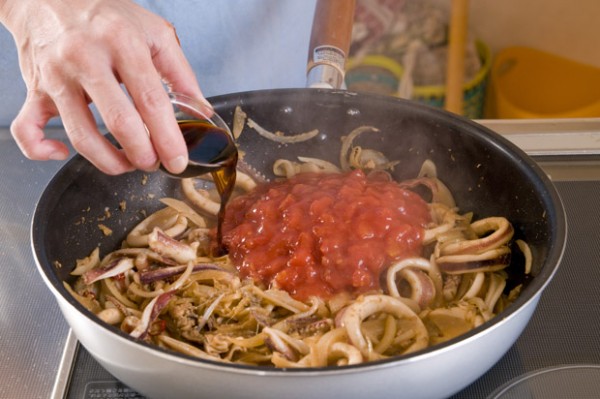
[0,0,317,126]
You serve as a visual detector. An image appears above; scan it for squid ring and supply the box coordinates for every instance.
[340,295,429,358]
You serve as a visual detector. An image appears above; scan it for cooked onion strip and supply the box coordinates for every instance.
[297,157,341,173]
[348,147,398,171]
[103,278,138,308]
[329,342,363,366]
[159,335,222,361]
[273,157,341,178]
[484,273,507,314]
[64,282,101,313]
[70,248,100,276]
[417,160,456,208]
[139,262,223,285]
[247,118,319,143]
[127,282,164,299]
[516,239,533,274]
[461,272,485,299]
[160,198,207,228]
[340,126,380,171]
[232,105,247,139]
[249,286,311,314]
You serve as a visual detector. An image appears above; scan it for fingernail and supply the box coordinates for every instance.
[49,151,68,161]
[166,155,188,173]
[200,97,214,112]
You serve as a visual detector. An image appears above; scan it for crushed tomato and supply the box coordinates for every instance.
[222,170,431,301]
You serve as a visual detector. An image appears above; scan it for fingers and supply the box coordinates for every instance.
[78,69,159,172]
[12,89,135,175]
[52,86,136,175]
[10,91,70,162]
[113,54,188,174]
[111,23,211,175]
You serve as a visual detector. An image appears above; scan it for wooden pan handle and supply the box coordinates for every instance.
[445,0,470,115]
[307,0,356,88]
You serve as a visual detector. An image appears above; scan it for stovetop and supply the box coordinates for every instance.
[1,121,600,399]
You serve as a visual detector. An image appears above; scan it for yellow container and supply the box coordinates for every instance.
[412,41,491,119]
[345,41,491,119]
[488,46,600,118]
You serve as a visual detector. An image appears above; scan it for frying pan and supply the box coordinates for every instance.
[33,88,565,399]
[31,2,566,398]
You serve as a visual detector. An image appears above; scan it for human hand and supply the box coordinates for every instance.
[0,0,210,175]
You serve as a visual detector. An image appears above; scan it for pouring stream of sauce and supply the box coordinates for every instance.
[162,119,238,256]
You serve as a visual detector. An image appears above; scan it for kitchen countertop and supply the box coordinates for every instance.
[1,120,600,399]
[0,128,70,399]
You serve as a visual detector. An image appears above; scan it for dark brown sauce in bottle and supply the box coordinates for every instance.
[177,119,238,256]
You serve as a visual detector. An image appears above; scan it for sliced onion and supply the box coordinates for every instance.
[63,282,101,313]
[516,239,533,274]
[158,335,221,361]
[484,273,507,313]
[272,158,339,178]
[247,118,319,143]
[329,342,363,366]
[461,272,485,299]
[339,126,380,171]
[139,263,226,285]
[297,157,341,173]
[400,176,456,208]
[232,105,247,139]
[70,247,100,276]
[417,159,438,178]
[263,327,309,361]
[348,147,398,171]
[197,293,225,330]
[159,197,207,228]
